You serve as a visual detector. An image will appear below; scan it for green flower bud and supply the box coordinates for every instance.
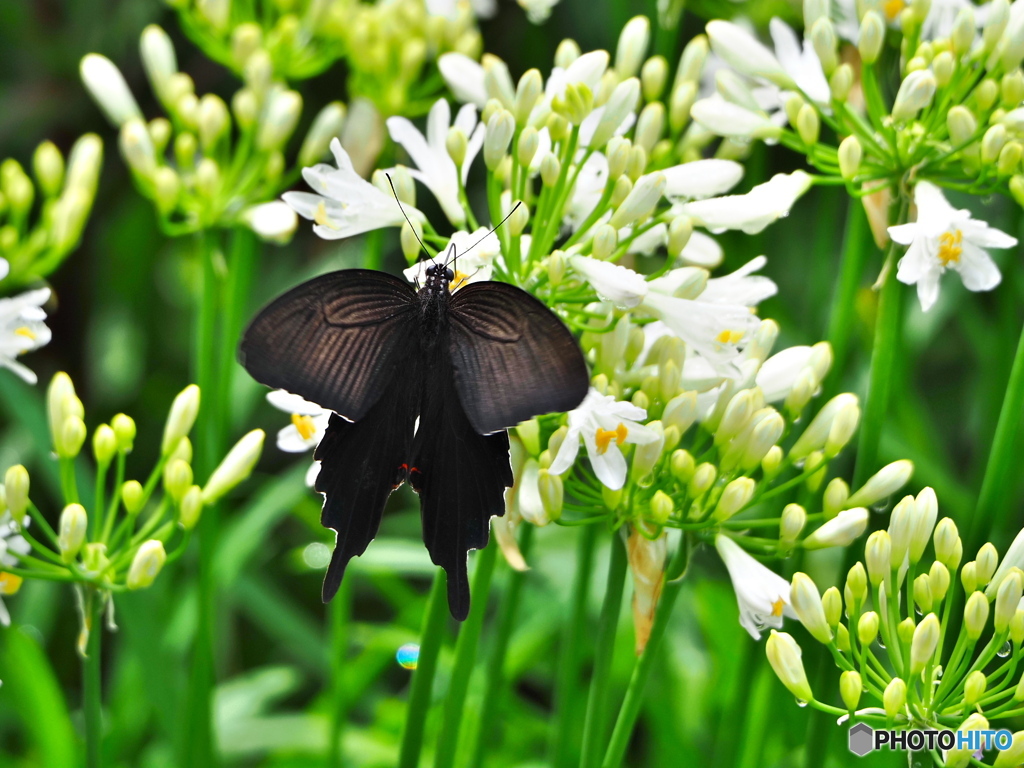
[711,477,755,523]
[847,460,914,509]
[667,216,693,257]
[995,569,1023,633]
[195,158,220,199]
[977,78,1000,111]
[58,502,88,562]
[823,478,850,520]
[552,82,594,125]
[821,586,842,630]
[762,446,784,478]
[1012,610,1024,646]
[865,530,891,587]
[983,124,1009,165]
[615,16,650,79]
[688,462,716,497]
[299,102,346,167]
[92,424,117,465]
[796,105,820,147]
[892,70,937,121]
[517,126,540,169]
[198,93,230,152]
[547,425,568,461]
[883,677,906,720]
[858,611,879,646]
[766,630,813,702]
[838,135,862,181]
[964,670,986,707]
[840,670,862,712]
[994,731,1024,768]
[846,562,868,608]
[914,573,933,613]
[641,55,668,101]
[507,202,529,237]
[998,141,1022,175]
[668,81,697,133]
[401,221,425,262]
[932,52,955,88]
[121,480,145,515]
[202,429,265,505]
[977,542,1000,586]
[59,416,87,459]
[153,166,181,215]
[162,384,200,454]
[514,69,543,126]
[33,141,64,198]
[483,54,516,110]
[859,12,885,65]
[910,612,940,676]
[163,458,193,503]
[965,591,990,640]
[962,561,978,593]
[484,109,516,169]
[670,449,695,483]
[785,574,831,645]
[829,63,853,102]
[930,561,951,602]
[592,223,618,260]
[634,102,664,155]
[538,469,563,522]
[119,119,156,179]
[539,153,561,187]
[127,540,167,590]
[626,146,647,182]
[230,23,262,69]
[934,517,960,568]
[650,489,673,525]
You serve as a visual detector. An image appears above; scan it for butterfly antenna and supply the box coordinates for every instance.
[386,172,433,264]
[462,202,523,256]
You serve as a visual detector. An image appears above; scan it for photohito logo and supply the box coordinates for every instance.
[848,724,1013,756]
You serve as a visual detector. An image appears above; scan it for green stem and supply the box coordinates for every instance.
[467,525,535,768]
[968,316,1024,550]
[433,541,499,768]
[825,200,872,393]
[853,197,908,488]
[579,531,628,768]
[601,535,690,768]
[551,524,599,768]
[82,589,103,768]
[326,580,350,768]
[398,571,449,768]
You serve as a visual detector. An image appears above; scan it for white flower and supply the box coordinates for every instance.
[680,231,724,268]
[404,228,503,288]
[438,53,488,108]
[283,139,412,240]
[567,152,609,229]
[243,201,298,244]
[690,96,782,141]
[706,20,794,89]
[696,255,778,306]
[267,390,329,487]
[570,255,648,307]
[0,288,52,385]
[387,99,483,227]
[425,0,496,19]
[681,171,813,235]
[0,511,30,626]
[518,0,560,24]
[663,159,744,201]
[889,181,1017,311]
[765,18,830,105]
[715,534,795,639]
[756,346,816,402]
[80,53,142,127]
[548,388,659,490]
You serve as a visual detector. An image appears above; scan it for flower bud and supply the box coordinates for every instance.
[840,670,862,712]
[615,16,650,79]
[883,677,906,720]
[483,55,516,110]
[164,459,193,503]
[858,611,879,646]
[999,141,1022,176]
[119,119,156,178]
[127,540,167,590]
[796,105,820,147]
[80,53,142,127]
[789,393,858,461]
[914,573,933,613]
[299,102,346,167]
[765,630,813,701]
[540,153,561,187]
[33,141,64,198]
[838,136,862,180]
[823,478,849,520]
[517,126,540,169]
[609,171,665,228]
[258,89,302,152]
[59,416,87,459]
[930,561,950,602]
[650,489,673,525]
[947,714,990,768]
[803,508,869,550]
[670,449,695,483]
[830,63,853,102]
[962,560,978,593]
[932,51,955,88]
[983,124,1009,166]
[631,422,665,482]
[202,429,265,504]
[965,591,990,640]
[198,94,230,152]
[892,70,936,122]
[89,424,116,466]
[821,586,842,629]
[163,384,200,454]
[179,485,203,530]
[774,504,807,546]
[641,55,668,101]
[910,612,940,675]
[122,480,145,515]
[762,446,784,478]
[977,542,1000,587]
[994,732,1024,768]
[741,411,784,470]
[688,462,716,497]
[58,503,88,562]
[898,617,916,646]
[711,477,755,522]
[195,158,220,199]
[514,69,543,126]
[964,670,986,707]
[789,573,832,644]
[484,110,515,169]
[634,102,664,154]
[859,12,885,65]
[865,530,891,587]
[846,460,914,508]
[996,570,1023,633]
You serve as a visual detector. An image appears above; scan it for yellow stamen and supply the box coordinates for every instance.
[883,0,905,20]
[771,597,786,617]
[451,270,470,290]
[14,326,35,340]
[291,413,316,441]
[938,229,963,265]
[594,423,629,455]
[313,201,340,230]
[0,572,23,596]
[715,329,744,345]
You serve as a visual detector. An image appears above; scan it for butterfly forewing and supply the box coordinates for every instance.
[239,270,417,422]
[448,282,590,435]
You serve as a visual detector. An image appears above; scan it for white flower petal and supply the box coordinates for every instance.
[663,159,744,201]
[570,255,648,308]
[439,53,488,107]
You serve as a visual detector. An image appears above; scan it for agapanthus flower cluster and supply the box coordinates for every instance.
[259,15,925,650]
[0,373,263,651]
[769,487,1024,766]
[692,0,1024,311]
[79,24,353,241]
[168,0,484,116]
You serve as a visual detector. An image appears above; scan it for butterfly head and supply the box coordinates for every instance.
[425,263,455,288]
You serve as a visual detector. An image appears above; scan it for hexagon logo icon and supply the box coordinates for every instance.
[848,723,874,757]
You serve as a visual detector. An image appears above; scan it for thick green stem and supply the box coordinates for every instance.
[433,541,499,768]
[398,571,449,768]
[825,201,872,393]
[551,524,599,768]
[853,202,907,488]
[579,532,629,768]
[82,589,103,768]
[601,535,690,768]
[326,579,351,768]
[467,525,535,768]
[968,317,1024,550]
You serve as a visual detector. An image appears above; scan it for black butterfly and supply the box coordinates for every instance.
[239,257,589,619]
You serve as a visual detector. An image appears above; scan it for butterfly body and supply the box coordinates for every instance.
[240,267,588,619]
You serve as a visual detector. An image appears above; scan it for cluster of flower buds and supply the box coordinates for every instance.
[0,134,102,288]
[0,373,264,646]
[79,24,352,241]
[768,486,1024,764]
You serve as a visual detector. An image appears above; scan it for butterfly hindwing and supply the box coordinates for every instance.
[239,270,417,422]
[411,340,513,620]
[448,282,590,434]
